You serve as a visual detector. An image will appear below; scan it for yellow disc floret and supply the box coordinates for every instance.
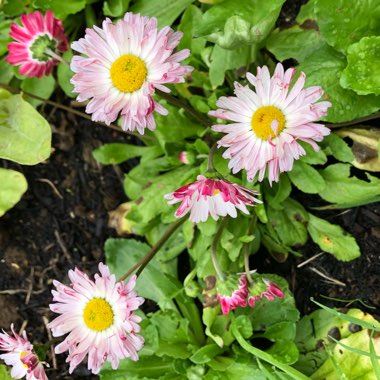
[83,298,114,331]
[110,54,147,93]
[20,352,29,368]
[251,106,286,140]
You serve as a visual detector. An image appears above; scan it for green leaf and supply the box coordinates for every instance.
[287,161,325,194]
[0,59,14,85]
[299,141,328,165]
[296,0,317,24]
[196,0,285,49]
[315,0,380,54]
[190,344,225,364]
[266,340,299,365]
[93,143,162,165]
[57,50,75,98]
[298,45,380,122]
[318,163,380,207]
[0,90,51,165]
[0,168,28,217]
[266,27,324,63]
[209,44,257,88]
[262,321,296,342]
[100,356,177,380]
[0,20,12,56]
[267,199,309,247]
[322,134,354,163]
[178,5,207,55]
[105,238,181,309]
[311,329,380,380]
[0,364,12,380]
[103,0,130,17]
[32,0,87,19]
[2,0,28,16]
[307,213,360,261]
[21,75,56,107]
[340,36,380,96]
[130,0,195,28]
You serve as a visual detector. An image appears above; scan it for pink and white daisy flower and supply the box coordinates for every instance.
[217,275,249,315]
[48,263,144,374]
[209,63,332,184]
[165,175,261,223]
[71,12,192,134]
[247,278,284,308]
[6,10,68,78]
[0,325,48,380]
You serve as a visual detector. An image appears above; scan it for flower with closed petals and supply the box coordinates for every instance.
[247,278,284,308]
[48,263,144,374]
[217,275,249,315]
[7,11,68,78]
[165,175,261,223]
[0,325,48,380]
[209,63,331,184]
[71,12,192,134]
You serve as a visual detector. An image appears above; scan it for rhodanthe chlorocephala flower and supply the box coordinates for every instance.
[48,263,144,374]
[70,12,192,134]
[7,10,68,78]
[0,325,48,380]
[209,63,332,184]
[165,175,261,223]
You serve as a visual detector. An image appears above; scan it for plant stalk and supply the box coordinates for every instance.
[327,111,380,129]
[118,218,186,281]
[243,215,257,284]
[211,218,228,281]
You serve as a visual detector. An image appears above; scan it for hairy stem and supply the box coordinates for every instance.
[211,218,228,281]
[156,89,211,128]
[118,218,186,281]
[243,215,257,284]
[207,142,218,173]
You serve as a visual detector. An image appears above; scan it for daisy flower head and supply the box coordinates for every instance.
[7,10,68,78]
[247,278,284,308]
[0,325,48,380]
[48,263,144,374]
[70,12,193,134]
[216,274,249,315]
[165,175,261,223]
[209,63,332,184]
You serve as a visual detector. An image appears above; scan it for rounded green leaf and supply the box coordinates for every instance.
[0,89,52,165]
[340,36,380,96]
[315,0,380,54]
[0,168,28,217]
[298,46,380,122]
[21,74,56,107]
[287,161,325,194]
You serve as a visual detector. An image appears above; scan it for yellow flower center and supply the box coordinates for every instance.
[20,351,29,369]
[83,298,114,331]
[110,54,147,93]
[251,106,286,140]
[212,189,220,196]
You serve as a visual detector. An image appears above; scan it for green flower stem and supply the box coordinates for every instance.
[231,319,309,380]
[243,215,257,284]
[0,83,153,141]
[207,142,218,173]
[175,292,206,346]
[118,219,186,282]
[327,111,380,128]
[156,89,211,128]
[211,218,228,281]
[45,48,70,65]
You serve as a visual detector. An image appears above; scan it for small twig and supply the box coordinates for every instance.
[25,267,34,305]
[19,320,28,336]
[42,316,57,369]
[54,230,73,263]
[327,111,380,129]
[0,288,45,295]
[36,179,63,200]
[297,252,324,268]
[310,267,346,287]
